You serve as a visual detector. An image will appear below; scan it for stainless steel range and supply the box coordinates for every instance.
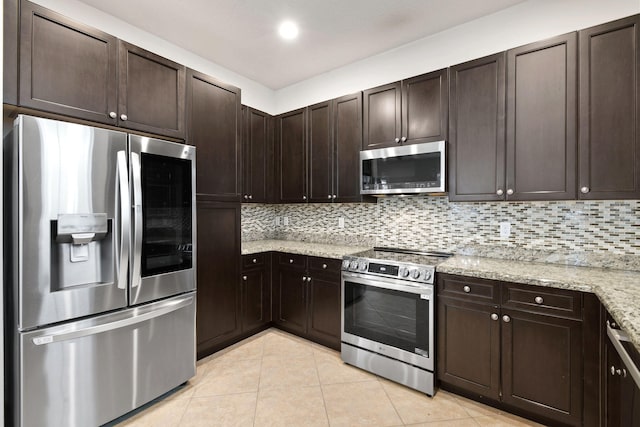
[341,247,451,396]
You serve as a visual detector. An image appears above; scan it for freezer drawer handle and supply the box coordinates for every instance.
[607,323,640,389]
[31,295,194,345]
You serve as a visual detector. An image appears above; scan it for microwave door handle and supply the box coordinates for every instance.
[131,152,143,288]
[116,151,130,290]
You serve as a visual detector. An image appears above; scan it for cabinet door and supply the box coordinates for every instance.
[241,266,271,333]
[401,69,448,145]
[579,15,640,200]
[333,93,363,203]
[437,297,501,401]
[118,41,186,139]
[307,258,341,350]
[449,53,506,201]
[243,107,272,203]
[276,108,307,203]
[308,101,333,203]
[363,82,401,150]
[501,309,582,426]
[273,264,307,336]
[19,1,118,124]
[506,33,577,200]
[187,69,241,200]
[4,0,18,105]
[195,201,241,359]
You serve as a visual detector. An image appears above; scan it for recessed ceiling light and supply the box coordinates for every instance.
[278,20,299,40]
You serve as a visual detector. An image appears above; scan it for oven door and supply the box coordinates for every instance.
[341,271,434,371]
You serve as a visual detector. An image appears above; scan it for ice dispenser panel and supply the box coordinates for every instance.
[51,214,114,289]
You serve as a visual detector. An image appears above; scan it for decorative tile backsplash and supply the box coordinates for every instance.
[241,197,640,269]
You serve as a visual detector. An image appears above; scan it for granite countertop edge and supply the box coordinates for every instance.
[241,240,640,353]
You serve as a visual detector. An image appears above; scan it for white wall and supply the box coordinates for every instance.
[274,0,640,114]
[30,0,277,113]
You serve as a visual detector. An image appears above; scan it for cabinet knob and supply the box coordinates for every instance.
[463,285,471,293]
[242,275,247,281]
[327,195,332,199]
[534,296,543,304]
[400,136,407,143]
[248,195,253,199]
[289,259,294,263]
[394,137,400,143]
[491,313,499,321]
[506,189,514,195]
[581,186,590,194]
[109,111,117,119]
[502,315,511,323]
[322,263,327,269]
[302,276,307,281]
[496,189,504,196]
[332,194,337,199]
[244,195,249,200]
[120,114,128,121]
[252,258,257,263]
[303,195,307,200]
[307,277,312,282]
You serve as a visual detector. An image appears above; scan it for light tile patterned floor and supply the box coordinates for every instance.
[113,328,545,427]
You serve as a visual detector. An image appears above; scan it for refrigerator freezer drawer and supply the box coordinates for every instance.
[14,293,196,427]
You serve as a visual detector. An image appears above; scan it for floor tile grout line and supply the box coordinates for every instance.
[377,380,407,426]
[312,347,332,426]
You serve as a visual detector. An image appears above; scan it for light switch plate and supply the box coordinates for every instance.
[499,222,511,238]
[283,216,289,226]
[338,217,345,228]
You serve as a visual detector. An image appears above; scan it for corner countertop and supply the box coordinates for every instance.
[437,255,640,353]
[241,239,370,260]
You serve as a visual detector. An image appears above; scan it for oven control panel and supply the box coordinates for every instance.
[341,256,435,284]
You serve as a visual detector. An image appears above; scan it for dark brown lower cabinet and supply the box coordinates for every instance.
[196,201,241,359]
[438,273,595,426]
[273,253,341,350]
[241,253,272,334]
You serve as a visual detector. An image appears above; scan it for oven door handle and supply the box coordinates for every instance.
[341,271,433,296]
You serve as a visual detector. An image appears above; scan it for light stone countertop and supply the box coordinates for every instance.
[241,240,640,353]
[438,256,640,353]
[241,239,370,260]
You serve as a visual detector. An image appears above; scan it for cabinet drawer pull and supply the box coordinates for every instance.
[303,195,307,200]
[322,263,327,269]
[242,276,247,281]
[463,285,471,293]
[534,296,543,304]
[289,259,294,263]
[244,195,249,200]
[307,277,312,282]
[491,313,499,321]
[332,195,337,199]
[248,195,253,199]
[302,276,307,281]
[502,315,511,323]
[327,195,332,199]
[252,258,257,263]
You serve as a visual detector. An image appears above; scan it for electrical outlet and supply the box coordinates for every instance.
[499,222,511,238]
[338,217,345,228]
[283,216,289,226]
[275,216,281,226]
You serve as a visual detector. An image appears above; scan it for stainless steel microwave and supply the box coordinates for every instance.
[360,141,446,195]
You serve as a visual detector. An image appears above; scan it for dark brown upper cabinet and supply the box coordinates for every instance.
[187,69,241,200]
[118,41,186,139]
[578,15,640,200]
[363,69,447,150]
[242,106,273,203]
[275,108,307,203]
[4,0,19,105]
[18,1,186,139]
[449,53,506,202]
[506,33,577,201]
[19,0,118,125]
[308,93,363,203]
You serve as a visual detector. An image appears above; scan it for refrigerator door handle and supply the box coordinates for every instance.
[131,151,143,288]
[116,151,130,290]
[31,294,194,346]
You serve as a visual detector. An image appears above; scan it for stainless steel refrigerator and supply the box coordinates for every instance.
[4,115,197,427]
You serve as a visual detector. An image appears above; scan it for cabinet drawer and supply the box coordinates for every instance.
[437,274,500,304]
[308,257,341,274]
[502,283,582,319]
[242,253,266,270]
[278,253,306,269]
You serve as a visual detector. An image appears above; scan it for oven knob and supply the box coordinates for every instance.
[411,269,421,280]
[342,260,350,270]
[399,267,410,278]
[358,260,368,271]
[350,260,358,270]
[424,270,432,281]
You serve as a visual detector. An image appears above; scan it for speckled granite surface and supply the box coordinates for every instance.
[438,256,640,353]
[241,240,370,260]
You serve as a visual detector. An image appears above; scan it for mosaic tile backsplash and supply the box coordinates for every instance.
[241,197,640,269]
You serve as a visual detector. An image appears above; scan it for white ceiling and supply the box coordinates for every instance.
[76,0,526,90]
